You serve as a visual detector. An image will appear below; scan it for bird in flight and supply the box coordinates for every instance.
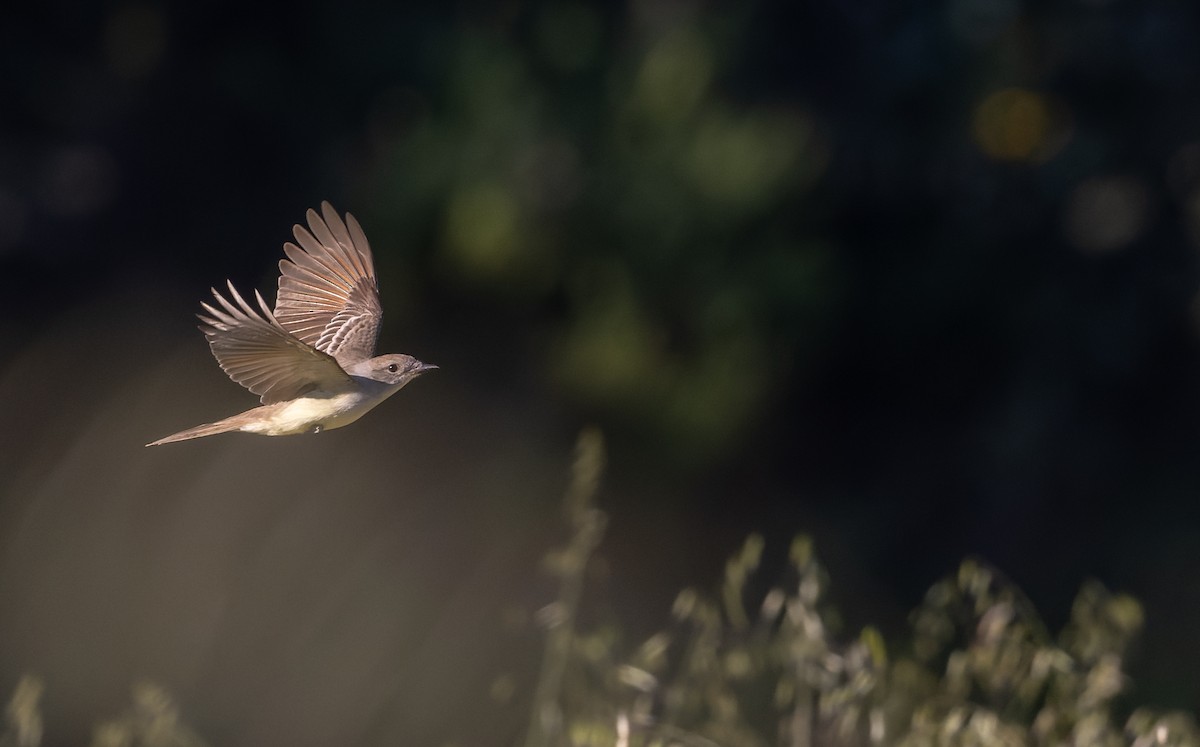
[147,202,436,446]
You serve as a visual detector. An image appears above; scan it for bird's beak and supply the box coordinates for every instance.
[417,362,439,373]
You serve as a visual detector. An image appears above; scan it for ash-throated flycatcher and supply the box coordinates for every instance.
[147,202,436,446]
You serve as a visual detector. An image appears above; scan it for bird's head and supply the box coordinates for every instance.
[352,354,438,387]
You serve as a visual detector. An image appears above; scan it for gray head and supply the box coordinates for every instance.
[348,354,438,387]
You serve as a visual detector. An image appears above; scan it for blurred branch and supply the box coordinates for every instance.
[90,682,208,747]
[523,427,608,747]
[524,522,1200,747]
[1,676,42,747]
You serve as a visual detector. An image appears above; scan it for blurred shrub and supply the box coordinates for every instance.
[0,679,206,747]
[5,432,1194,745]
[519,436,1199,747]
[525,533,1197,746]
[361,2,837,462]
[88,683,207,747]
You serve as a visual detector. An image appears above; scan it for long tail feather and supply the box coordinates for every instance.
[146,416,244,446]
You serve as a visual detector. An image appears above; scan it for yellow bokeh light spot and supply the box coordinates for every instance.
[440,182,559,294]
[688,109,817,209]
[633,28,713,124]
[972,88,1067,162]
[443,182,520,277]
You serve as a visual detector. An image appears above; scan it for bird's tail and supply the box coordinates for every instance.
[146,415,245,446]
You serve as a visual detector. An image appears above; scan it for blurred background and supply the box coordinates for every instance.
[3,0,1200,743]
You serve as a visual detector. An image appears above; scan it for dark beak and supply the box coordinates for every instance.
[416,362,439,373]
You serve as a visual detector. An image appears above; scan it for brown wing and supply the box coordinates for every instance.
[199,281,355,404]
[274,201,382,366]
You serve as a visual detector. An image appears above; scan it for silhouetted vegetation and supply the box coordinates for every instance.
[7,432,1191,746]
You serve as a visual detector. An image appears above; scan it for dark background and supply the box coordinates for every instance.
[3,0,1200,744]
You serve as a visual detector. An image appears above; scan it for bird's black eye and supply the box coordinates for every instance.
[387,363,399,373]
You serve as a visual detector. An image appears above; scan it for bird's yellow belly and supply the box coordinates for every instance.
[242,393,370,436]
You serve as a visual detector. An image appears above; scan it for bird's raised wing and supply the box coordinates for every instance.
[199,281,355,404]
[274,201,382,367]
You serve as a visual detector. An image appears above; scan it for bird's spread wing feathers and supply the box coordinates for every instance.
[199,281,355,404]
[274,201,382,366]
